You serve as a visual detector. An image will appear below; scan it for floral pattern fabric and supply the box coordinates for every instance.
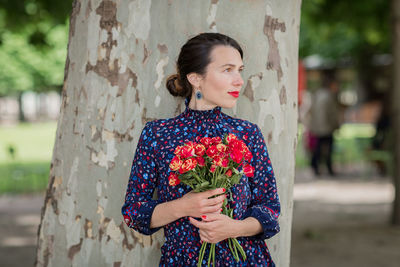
[122,97,280,266]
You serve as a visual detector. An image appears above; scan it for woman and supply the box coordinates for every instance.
[121,32,280,266]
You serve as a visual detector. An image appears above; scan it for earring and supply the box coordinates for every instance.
[195,89,202,100]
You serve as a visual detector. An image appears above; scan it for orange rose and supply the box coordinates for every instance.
[179,158,198,174]
[225,169,233,177]
[243,164,255,177]
[213,156,223,167]
[194,144,206,156]
[216,143,227,153]
[169,155,183,171]
[226,133,238,144]
[168,172,181,186]
[174,145,183,155]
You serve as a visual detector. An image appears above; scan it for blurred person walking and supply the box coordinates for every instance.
[309,70,340,176]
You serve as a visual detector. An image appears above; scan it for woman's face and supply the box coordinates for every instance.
[192,45,244,109]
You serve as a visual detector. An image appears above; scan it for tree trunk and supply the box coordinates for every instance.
[17,92,26,122]
[35,0,301,266]
[391,0,400,225]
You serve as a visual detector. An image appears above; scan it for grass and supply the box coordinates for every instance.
[0,121,57,194]
[0,161,51,193]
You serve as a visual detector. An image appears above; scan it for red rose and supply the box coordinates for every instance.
[211,136,222,144]
[197,156,205,167]
[206,145,219,158]
[221,158,229,168]
[179,158,197,173]
[230,148,243,164]
[168,172,181,186]
[244,150,253,162]
[243,164,255,177]
[225,169,233,177]
[194,144,206,156]
[169,155,183,171]
[200,137,213,147]
[213,156,223,167]
[181,145,195,158]
[210,164,217,173]
[228,139,242,151]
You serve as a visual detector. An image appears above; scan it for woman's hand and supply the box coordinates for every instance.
[178,188,226,218]
[188,213,238,243]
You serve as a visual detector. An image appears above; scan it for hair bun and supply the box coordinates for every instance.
[166,74,185,96]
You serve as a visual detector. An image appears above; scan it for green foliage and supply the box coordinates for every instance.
[0,0,72,96]
[0,0,73,30]
[300,0,390,59]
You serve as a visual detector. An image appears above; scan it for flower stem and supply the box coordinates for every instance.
[207,243,213,267]
[197,242,207,267]
[232,238,247,261]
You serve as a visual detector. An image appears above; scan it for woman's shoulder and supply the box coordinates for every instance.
[145,114,182,129]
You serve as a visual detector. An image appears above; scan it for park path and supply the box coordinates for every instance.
[0,166,399,267]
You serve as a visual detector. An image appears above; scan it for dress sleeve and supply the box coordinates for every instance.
[121,121,162,235]
[242,124,281,240]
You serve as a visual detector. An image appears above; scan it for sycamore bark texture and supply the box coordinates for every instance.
[35,0,301,266]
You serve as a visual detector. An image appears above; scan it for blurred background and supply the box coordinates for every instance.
[0,1,399,267]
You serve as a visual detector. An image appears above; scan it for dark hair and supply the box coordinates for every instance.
[166,33,243,99]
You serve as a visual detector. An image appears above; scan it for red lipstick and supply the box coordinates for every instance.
[228,91,240,98]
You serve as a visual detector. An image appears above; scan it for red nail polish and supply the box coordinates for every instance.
[222,188,226,193]
[220,208,222,212]
[202,215,207,220]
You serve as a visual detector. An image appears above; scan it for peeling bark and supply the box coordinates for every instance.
[264,15,286,82]
[68,238,83,260]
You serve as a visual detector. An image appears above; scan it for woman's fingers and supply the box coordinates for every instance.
[201,203,223,214]
[205,188,225,198]
[206,194,226,206]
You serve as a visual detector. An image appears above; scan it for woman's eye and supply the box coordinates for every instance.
[224,68,231,72]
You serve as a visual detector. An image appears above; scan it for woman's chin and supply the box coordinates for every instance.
[220,101,237,109]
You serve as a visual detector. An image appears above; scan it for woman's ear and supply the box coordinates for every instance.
[187,72,202,88]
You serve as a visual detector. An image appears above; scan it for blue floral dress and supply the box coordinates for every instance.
[122,97,280,266]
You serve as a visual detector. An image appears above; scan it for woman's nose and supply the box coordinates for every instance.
[233,73,244,87]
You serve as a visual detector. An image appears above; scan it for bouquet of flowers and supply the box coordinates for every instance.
[168,133,255,267]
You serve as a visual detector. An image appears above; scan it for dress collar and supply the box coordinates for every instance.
[182,96,222,120]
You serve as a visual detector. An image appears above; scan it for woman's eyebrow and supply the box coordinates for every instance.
[220,63,245,68]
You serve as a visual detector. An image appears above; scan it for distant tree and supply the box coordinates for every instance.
[0,0,72,120]
[300,0,390,101]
